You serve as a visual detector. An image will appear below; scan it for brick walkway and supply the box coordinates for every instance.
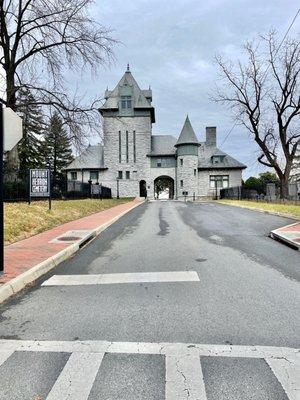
[1,199,142,285]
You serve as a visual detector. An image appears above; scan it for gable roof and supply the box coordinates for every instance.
[149,135,177,156]
[64,145,105,170]
[100,70,153,111]
[175,115,199,147]
[198,146,246,170]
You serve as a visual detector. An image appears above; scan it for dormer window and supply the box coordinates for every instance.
[121,96,132,109]
[212,155,224,164]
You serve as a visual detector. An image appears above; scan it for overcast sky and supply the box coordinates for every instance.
[16,1,300,177]
[87,0,300,178]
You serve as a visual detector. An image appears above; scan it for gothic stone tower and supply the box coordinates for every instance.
[175,116,199,199]
[99,66,155,197]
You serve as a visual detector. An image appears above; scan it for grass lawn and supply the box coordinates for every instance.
[4,198,132,245]
[217,199,300,220]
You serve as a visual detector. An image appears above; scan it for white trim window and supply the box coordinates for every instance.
[210,175,229,189]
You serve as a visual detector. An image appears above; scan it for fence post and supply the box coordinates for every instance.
[88,180,92,198]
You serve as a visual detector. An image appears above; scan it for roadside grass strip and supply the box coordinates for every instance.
[41,271,200,286]
[0,340,299,400]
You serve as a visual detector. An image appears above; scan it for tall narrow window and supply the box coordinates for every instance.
[133,130,136,163]
[180,158,183,166]
[118,131,121,163]
[180,180,183,187]
[126,130,129,163]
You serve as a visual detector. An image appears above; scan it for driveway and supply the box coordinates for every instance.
[0,201,299,399]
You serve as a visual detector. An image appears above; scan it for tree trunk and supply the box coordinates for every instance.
[279,177,289,199]
[5,68,20,171]
[6,69,17,110]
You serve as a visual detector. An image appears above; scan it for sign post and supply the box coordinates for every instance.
[1,104,23,275]
[29,169,51,210]
[0,103,3,274]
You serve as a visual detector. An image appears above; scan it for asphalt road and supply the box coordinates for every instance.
[0,201,299,400]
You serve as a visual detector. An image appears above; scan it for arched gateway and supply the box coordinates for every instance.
[154,176,174,199]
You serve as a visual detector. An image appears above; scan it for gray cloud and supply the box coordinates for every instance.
[76,0,300,177]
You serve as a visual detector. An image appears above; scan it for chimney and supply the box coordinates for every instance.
[206,127,216,147]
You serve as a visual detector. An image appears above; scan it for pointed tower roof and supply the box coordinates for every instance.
[175,115,199,146]
[99,66,155,121]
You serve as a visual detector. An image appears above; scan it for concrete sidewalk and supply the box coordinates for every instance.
[270,222,300,250]
[0,199,143,302]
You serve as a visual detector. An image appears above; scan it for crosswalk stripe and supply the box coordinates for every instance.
[0,339,297,359]
[266,356,300,400]
[0,340,299,400]
[0,350,15,368]
[46,352,104,400]
[41,271,200,286]
[166,352,207,400]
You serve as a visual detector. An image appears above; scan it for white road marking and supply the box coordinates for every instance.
[0,339,298,359]
[266,355,300,400]
[0,350,15,367]
[41,271,200,286]
[0,340,298,400]
[166,352,207,400]
[46,352,104,400]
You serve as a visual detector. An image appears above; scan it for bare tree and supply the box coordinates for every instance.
[0,0,116,150]
[214,32,300,198]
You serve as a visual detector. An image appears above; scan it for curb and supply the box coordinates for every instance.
[270,221,300,251]
[0,200,144,305]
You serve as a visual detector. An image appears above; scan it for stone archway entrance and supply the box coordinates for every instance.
[139,180,147,198]
[154,176,174,199]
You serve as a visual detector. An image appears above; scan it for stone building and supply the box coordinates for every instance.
[290,148,300,197]
[65,67,246,199]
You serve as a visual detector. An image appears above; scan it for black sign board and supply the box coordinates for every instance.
[30,169,50,197]
[29,169,51,209]
[91,183,102,195]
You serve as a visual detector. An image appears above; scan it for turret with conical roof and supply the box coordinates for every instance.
[176,116,199,200]
[175,115,199,147]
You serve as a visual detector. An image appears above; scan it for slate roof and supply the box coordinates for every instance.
[100,70,153,111]
[64,145,105,170]
[150,135,177,156]
[198,147,246,170]
[175,116,199,146]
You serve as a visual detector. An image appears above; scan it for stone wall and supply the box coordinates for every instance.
[102,116,152,197]
[150,167,176,199]
[176,155,198,199]
[198,169,242,198]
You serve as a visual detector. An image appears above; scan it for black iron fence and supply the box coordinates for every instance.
[4,169,111,201]
[220,183,299,202]
[67,180,111,200]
